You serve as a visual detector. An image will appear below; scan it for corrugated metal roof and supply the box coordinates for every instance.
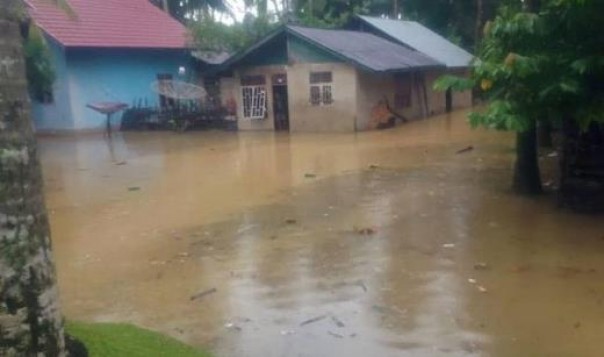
[26,0,188,49]
[192,51,231,65]
[358,16,474,68]
[287,26,444,72]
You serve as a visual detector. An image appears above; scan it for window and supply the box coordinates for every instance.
[241,86,267,119]
[240,75,267,119]
[309,71,333,106]
[394,73,412,109]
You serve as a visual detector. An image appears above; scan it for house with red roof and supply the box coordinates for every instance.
[26,0,193,131]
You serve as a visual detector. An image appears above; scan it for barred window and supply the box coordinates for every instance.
[241,86,267,119]
[309,71,333,106]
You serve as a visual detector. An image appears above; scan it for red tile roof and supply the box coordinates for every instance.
[26,0,189,49]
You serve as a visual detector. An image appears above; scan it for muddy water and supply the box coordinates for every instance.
[39,111,604,357]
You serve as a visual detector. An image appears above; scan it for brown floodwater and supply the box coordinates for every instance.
[39,110,604,357]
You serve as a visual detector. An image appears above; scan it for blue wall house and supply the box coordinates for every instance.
[27,0,194,132]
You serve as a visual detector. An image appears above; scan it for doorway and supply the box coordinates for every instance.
[272,83,289,131]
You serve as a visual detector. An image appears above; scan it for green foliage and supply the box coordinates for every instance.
[24,24,55,102]
[295,0,372,28]
[439,0,604,132]
[150,0,231,23]
[65,321,212,357]
[190,14,278,53]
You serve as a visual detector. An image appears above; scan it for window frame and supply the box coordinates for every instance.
[309,71,334,107]
[241,85,267,120]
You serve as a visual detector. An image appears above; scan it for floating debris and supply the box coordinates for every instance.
[356,227,376,235]
[547,151,558,158]
[328,331,344,339]
[115,161,127,166]
[224,322,242,331]
[456,145,474,154]
[190,288,217,301]
[473,262,490,271]
[368,164,379,169]
[280,329,295,336]
[468,278,477,284]
[442,243,456,248]
[477,286,488,293]
[300,314,328,326]
[304,173,317,178]
[127,186,141,191]
[331,316,346,328]
[355,280,368,292]
[285,219,297,224]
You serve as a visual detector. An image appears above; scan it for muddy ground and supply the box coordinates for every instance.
[39,111,604,356]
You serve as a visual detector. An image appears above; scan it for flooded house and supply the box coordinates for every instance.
[26,0,194,132]
[219,22,473,132]
[349,15,474,113]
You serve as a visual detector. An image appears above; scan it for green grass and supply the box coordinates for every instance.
[65,321,213,357]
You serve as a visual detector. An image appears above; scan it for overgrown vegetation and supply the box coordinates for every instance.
[436,0,604,200]
[66,321,212,357]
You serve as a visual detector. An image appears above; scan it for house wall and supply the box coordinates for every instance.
[234,65,287,131]
[31,38,74,131]
[424,68,473,116]
[33,45,194,132]
[287,62,358,132]
[355,70,425,131]
[449,69,473,109]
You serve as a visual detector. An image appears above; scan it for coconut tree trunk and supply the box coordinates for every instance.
[0,1,66,355]
[474,0,483,50]
[513,122,542,195]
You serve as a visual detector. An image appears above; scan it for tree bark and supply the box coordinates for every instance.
[474,0,483,50]
[512,122,543,195]
[392,0,399,19]
[538,119,553,148]
[0,0,66,355]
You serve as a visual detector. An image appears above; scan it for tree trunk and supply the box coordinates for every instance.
[0,1,66,355]
[512,123,543,195]
[538,119,553,148]
[392,0,399,19]
[474,0,483,50]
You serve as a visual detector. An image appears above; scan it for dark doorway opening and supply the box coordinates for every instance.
[272,84,289,131]
[445,88,453,113]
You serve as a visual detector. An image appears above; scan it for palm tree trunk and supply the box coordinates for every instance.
[474,0,483,50]
[0,0,66,355]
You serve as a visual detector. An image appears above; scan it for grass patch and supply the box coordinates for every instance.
[65,321,212,357]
